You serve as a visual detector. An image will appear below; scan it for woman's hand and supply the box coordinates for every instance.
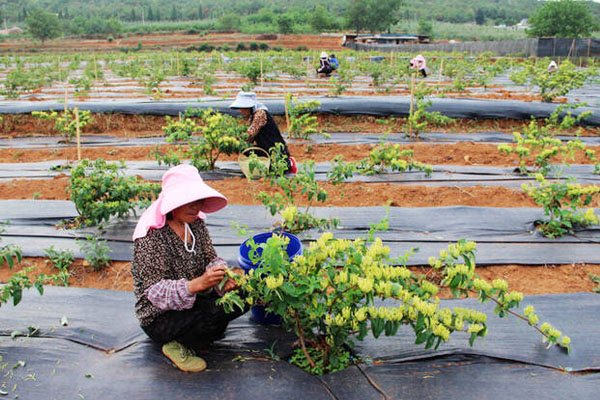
[188,266,227,293]
[223,278,238,292]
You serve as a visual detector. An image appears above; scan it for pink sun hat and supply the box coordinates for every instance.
[132,164,227,240]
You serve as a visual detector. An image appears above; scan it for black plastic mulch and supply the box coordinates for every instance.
[0,288,598,399]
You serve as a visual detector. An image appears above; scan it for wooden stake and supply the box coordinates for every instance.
[409,73,415,138]
[284,93,290,140]
[75,106,81,161]
[438,58,444,83]
[57,56,61,81]
[260,55,263,92]
[93,55,98,81]
[390,51,394,68]
[64,86,68,113]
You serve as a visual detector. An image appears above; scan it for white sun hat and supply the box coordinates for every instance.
[229,91,258,109]
[320,52,328,59]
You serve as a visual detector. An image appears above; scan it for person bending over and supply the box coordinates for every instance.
[230,91,296,174]
[316,51,334,76]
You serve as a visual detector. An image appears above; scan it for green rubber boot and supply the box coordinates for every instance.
[162,341,207,372]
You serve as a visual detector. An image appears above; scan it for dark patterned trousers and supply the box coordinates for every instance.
[142,292,247,352]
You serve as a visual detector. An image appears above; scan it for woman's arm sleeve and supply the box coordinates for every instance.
[246,109,267,141]
[144,278,196,310]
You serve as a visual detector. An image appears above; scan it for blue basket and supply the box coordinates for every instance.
[237,232,303,325]
[238,231,302,267]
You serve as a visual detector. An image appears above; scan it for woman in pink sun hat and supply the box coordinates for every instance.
[131,164,247,372]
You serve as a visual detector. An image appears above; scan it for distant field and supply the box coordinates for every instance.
[0,33,345,54]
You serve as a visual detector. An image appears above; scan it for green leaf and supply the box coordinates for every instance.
[415,331,429,345]
[12,288,22,306]
[371,319,384,339]
[469,332,478,347]
[425,335,436,349]
[415,313,425,331]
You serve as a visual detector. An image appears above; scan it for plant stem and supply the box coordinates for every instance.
[294,312,316,368]
[439,285,553,342]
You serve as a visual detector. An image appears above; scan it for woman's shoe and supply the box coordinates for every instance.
[162,341,207,372]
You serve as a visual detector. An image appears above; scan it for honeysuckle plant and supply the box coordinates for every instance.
[522,174,600,238]
[31,108,92,144]
[407,81,454,139]
[284,94,325,139]
[151,108,248,170]
[218,232,571,375]
[250,145,339,233]
[509,59,596,103]
[1,223,58,308]
[68,158,160,227]
[498,107,596,176]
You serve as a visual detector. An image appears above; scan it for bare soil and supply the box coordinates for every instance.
[0,33,345,53]
[2,258,599,298]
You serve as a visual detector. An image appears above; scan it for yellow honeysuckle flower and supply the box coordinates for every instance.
[467,323,484,334]
[265,274,284,290]
[281,206,297,222]
[342,307,351,320]
[357,277,374,293]
[492,279,508,291]
[355,308,368,322]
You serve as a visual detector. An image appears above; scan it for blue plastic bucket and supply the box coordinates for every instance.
[238,232,303,325]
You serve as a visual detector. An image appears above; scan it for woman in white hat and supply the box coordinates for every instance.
[230,91,296,173]
[131,164,246,372]
[316,51,333,76]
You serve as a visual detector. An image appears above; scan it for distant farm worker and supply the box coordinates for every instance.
[131,164,247,372]
[409,54,427,77]
[316,51,334,76]
[329,54,339,71]
[229,91,297,174]
[547,60,558,73]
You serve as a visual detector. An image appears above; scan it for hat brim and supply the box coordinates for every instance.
[159,182,228,215]
[229,99,255,109]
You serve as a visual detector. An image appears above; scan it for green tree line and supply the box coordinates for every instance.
[12,0,600,41]
[7,0,593,26]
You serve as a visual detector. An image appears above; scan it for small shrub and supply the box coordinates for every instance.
[1,222,55,307]
[407,81,454,138]
[498,106,595,176]
[44,246,74,286]
[77,234,111,271]
[522,174,600,238]
[217,234,571,374]
[31,109,92,143]
[285,93,324,139]
[67,158,160,227]
[152,108,249,170]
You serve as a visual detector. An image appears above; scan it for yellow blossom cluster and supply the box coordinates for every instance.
[584,208,598,224]
[265,274,284,290]
[491,279,509,292]
[281,206,298,223]
[454,307,487,324]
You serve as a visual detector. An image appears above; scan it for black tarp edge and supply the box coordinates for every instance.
[1,97,600,126]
